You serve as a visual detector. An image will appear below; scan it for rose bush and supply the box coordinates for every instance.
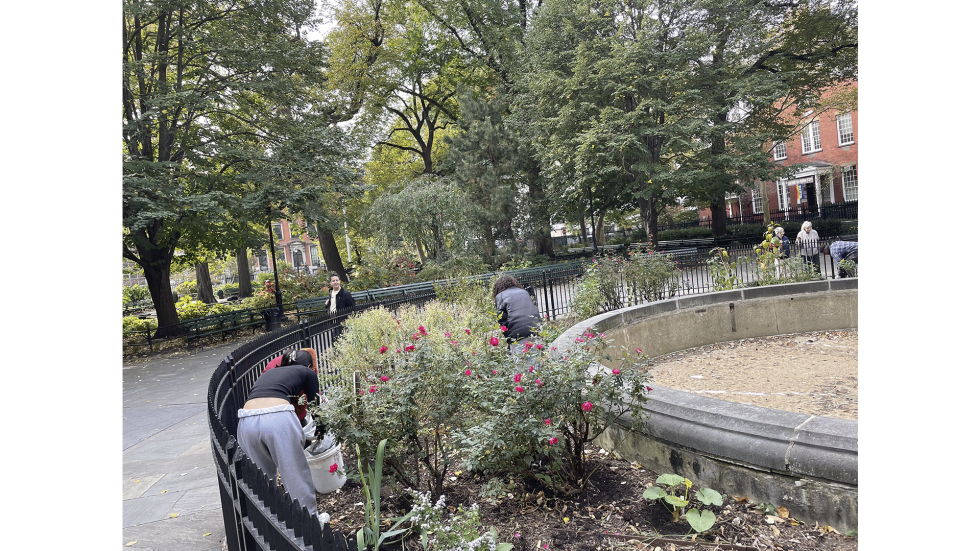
[312,297,648,499]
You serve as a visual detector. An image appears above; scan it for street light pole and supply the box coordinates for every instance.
[267,215,284,315]
[586,182,597,254]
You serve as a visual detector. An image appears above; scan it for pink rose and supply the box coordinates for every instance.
[379,346,388,354]
[636,348,642,354]
[545,418,551,426]
[380,375,389,382]
[369,385,378,393]
[444,332,452,338]
[535,379,542,386]
[329,463,338,474]
[405,345,415,352]
[646,386,653,391]
[515,386,524,393]
[500,325,508,332]
[536,344,544,350]
[514,373,522,383]
[582,402,594,412]
[548,437,558,445]
[575,338,583,343]
[490,337,499,346]
[464,328,471,334]
[465,369,472,376]
[528,366,534,372]
[418,325,427,335]
[492,370,498,375]
[612,368,620,375]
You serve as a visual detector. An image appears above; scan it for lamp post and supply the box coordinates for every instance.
[586,180,597,254]
[267,214,284,315]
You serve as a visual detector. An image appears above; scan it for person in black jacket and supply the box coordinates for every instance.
[324,273,355,314]
[492,275,542,351]
[324,272,355,344]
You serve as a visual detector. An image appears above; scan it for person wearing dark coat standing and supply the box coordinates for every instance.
[324,272,355,313]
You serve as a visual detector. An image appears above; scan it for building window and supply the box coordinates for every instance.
[272,223,283,241]
[801,120,821,154]
[310,245,320,266]
[751,186,763,214]
[276,247,286,262]
[257,251,269,271]
[291,249,305,267]
[773,141,786,160]
[836,113,854,145]
[777,179,790,210]
[842,166,858,201]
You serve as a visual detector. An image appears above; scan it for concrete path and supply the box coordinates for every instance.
[122,338,251,551]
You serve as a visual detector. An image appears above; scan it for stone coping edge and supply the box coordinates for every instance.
[551,279,858,486]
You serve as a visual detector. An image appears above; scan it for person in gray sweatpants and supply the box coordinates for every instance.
[237,363,323,518]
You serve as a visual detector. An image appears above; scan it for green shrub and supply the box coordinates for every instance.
[569,250,680,318]
[416,255,490,282]
[123,316,158,334]
[175,280,197,296]
[811,219,842,237]
[123,284,151,306]
[655,227,712,242]
[174,296,234,320]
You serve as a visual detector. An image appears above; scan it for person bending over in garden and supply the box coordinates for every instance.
[493,275,542,351]
[238,361,329,523]
[820,241,858,278]
[262,348,318,426]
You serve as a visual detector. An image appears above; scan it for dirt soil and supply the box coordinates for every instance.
[643,330,858,420]
[318,441,857,551]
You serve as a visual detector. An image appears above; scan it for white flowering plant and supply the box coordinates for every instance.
[406,490,513,551]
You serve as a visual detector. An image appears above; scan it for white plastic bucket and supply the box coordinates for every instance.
[305,443,346,493]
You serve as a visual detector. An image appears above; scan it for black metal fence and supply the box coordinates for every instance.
[209,293,439,551]
[208,234,857,551]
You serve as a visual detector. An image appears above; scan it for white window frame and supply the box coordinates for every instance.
[773,140,787,160]
[777,179,790,210]
[751,186,763,214]
[842,166,858,202]
[310,245,320,266]
[836,113,854,146]
[801,120,822,154]
[272,223,284,241]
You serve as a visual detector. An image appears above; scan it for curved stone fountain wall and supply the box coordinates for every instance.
[552,279,858,532]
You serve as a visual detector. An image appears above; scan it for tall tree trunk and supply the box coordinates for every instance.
[315,226,349,282]
[134,248,181,337]
[236,248,253,298]
[579,213,588,245]
[527,164,554,257]
[195,263,217,304]
[710,196,727,237]
[595,210,607,245]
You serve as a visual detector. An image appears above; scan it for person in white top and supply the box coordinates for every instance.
[795,221,820,272]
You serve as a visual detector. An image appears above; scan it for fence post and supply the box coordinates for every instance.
[540,271,551,321]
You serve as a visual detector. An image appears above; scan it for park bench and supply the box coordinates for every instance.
[181,308,265,346]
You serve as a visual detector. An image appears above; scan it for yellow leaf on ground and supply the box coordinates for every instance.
[203,533,211,537]
[821,525,841,534]
[776,506,790,518]
[160,490,168,494]
[168,513,179,518]
[772,526,780,537]
[125,541,137,547]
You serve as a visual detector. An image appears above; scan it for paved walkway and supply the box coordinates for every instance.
[123,338,251,551]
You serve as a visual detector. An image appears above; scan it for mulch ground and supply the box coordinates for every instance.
[316,443,857,551]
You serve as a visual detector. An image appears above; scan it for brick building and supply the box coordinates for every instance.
[702,82,858,222]
[254,218,325,274]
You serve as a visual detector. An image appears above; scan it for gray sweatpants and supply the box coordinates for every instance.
[237,404,317,513]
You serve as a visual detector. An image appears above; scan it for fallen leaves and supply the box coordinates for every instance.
[125,541,137,547]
